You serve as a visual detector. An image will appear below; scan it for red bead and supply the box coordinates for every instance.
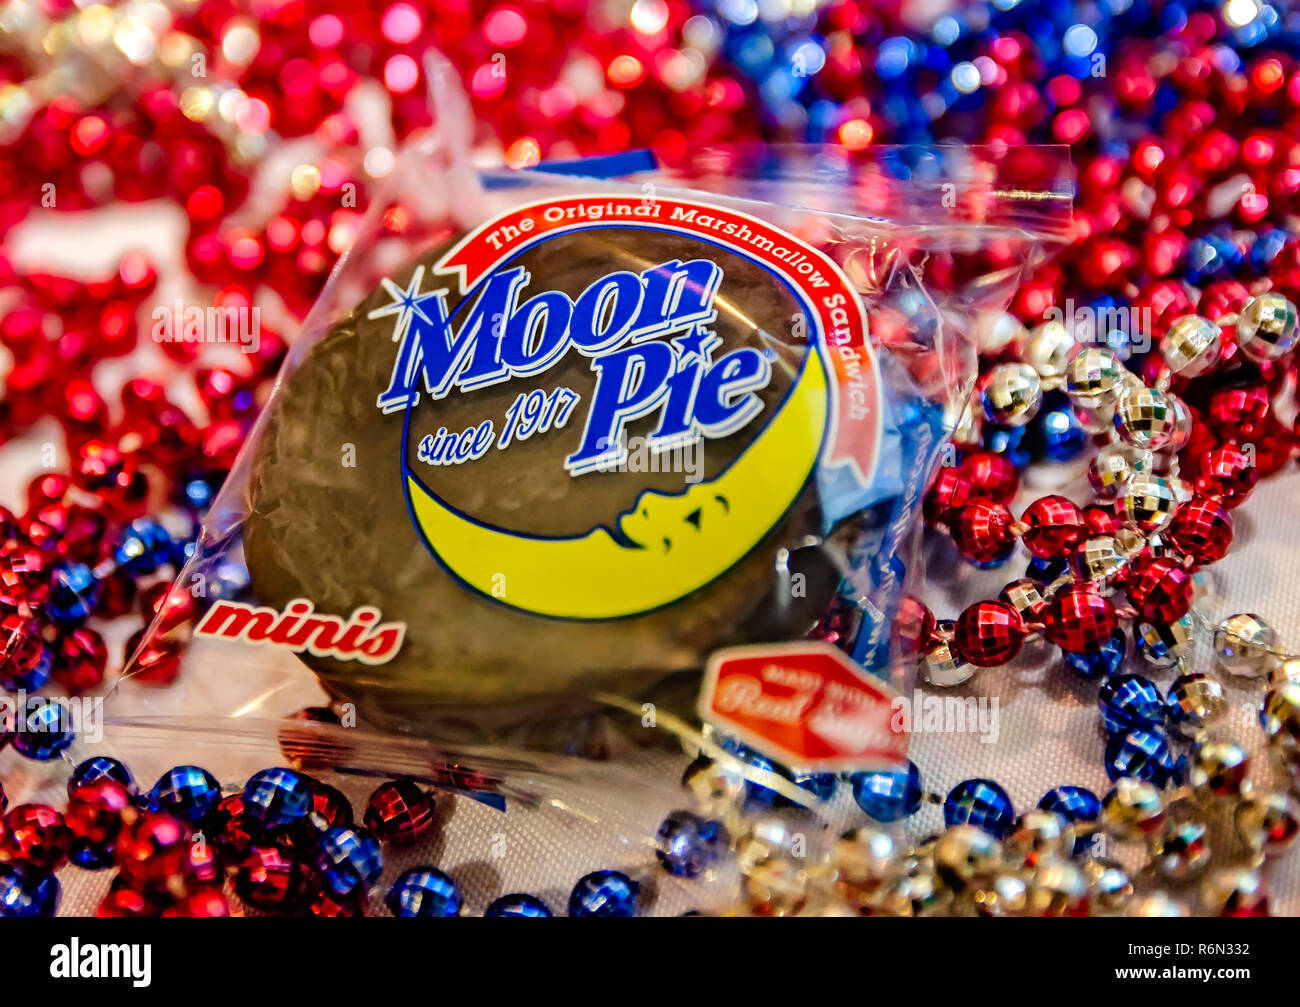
[923,467,973,529]
[0,613,49,688]
[954,601,1025,667]
[364,780,435,845]
[234,844,314,914]
[894,596,935,657]
[1042,586,1118,653]
[122,628,181,685]
[96,883,168,918]
[1194,444,1261,507]
[1207,385,1271,441]
[305,782,353,833]
[65,779,133,846]
[958,451,1019,504]
[1081,505,1121,536]
[1021,495,1086,559]
[0,544,50,608]
[163,888,231,917]
[951,498,1017,565]
[52,626,108,692]
[24,472,70,513]
[139,582,196,635]
[1126,556,1195,623]
[278,707,350,770]
[116,811,190,890]
[1,804,71,872]
[208,794,260,864]
[1167,496,1234,566]
[310,887,364,917]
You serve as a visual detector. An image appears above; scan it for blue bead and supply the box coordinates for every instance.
[1031,394,1087,463]
[1105,729,1177,785]
[114,518,173,576]
[69,839,116,870]
[205,560,250,601]
[791,770,837,801]
[0,864,59,917]
[0,638,51,692]
[569,870,639,918]
[1037,785,1101,823]
[387,867,462,917]
[182,475,218,513]
[148,765,221,822]
[1248,228,1291,275]
[729,747,787,808]
[11,702,74,760]
[243,767,313,830]
[47,563,100,624]
[485,893,553,918]
[1099,674,1165,734]
[944,778,1015,838]
[71,756,135,794]
[655,810,729,878]
[316,826,384,897]
[1025,555,1068,586]
[1062,630,1127,679]
[850,761,924,822]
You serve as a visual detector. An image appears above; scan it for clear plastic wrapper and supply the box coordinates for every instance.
[120,57,1073,766]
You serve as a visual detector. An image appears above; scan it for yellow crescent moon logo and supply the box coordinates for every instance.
[406,346,829,620]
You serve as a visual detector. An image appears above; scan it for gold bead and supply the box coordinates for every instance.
[1235,791,1300,858]
[1121,473,1180,533]
[1161,314,1222,377]
[1213,613,1280,678]
[1018,319,1077,377]
[735,813,802,873]
[1066,348,1125,410]
[871,866,951,917]
[1022,856,1090,917]
[1101,778,1166,842]
[1074,534,1127,582]
[1126,891,1190,917]
[978,362,1043,427]
[1188,737,1251,803]
[1150,817,1212,882]
[1135,615,1194,669]
[681,754,743,813]
[999,578,1047,621]
[921,638,974,687]
[1003,810,1069,868]
[1268,656,1300,689]
[741,856,809,916]
[1165,671,1227,737]
[932,825,1002,891]
[1088,441,1155,497]
[1200,864,1268,917]
[975,311,1028,354]
[972,871,1029,917]
[1079,857,1134,913]
[1236,292,1298,363]
[1115,386,1176,450]
[833,826,904,909]
[1261,682,1300,744]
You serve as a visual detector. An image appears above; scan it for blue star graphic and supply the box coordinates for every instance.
[672,326,721,362]
[367,265,445,344]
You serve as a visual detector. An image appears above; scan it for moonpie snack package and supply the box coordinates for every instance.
[124,58,1072,765]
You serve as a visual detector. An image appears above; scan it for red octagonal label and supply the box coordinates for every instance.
[699,642,908,772]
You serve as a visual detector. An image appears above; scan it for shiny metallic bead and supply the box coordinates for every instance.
[316,826,384,897]
[147,765,221,824]
[1261,683,1300,745]
[1200,865,1269,917]
[1135,615,1193,669]
[1099,675,1166,734]
[1213,613,1279,678]
[1003,810,1069,868]
[1161,314,1222,377]
[1074,401,1117,434]
[978,362,1043,427]
[1114,386,1176,450]
[1088,442,1155,498]
[1022,857,1090,916]
[871,865,951,917]
[932,825,1002,890]
[1150,818,1211,882]
[848,761,923,823]
[1080,857,1133,913]
[485,893,553,917]
[1164,672,1227,737]
[681,754,743,813]
[1165,392,1194,452]
[1121,473,1180,533]
[1063,630,1126,679]
[1066,348,1125,410]
[972,871,1029,917]
[364,779,436,845]
[568,870,637,918]
[1235,792,1300,858]
[734,813,801,873]
[999,578,1047,622]
[1105,729,1177,786]
[1188,737,1251,803]
[243,767,314,831]
[388,867,464,917]
[1268,657,1300,689]
[975,311,1027,354]
[833,826,905,909]
[953,399,982,446]
[0,864,60,917]
[921,637,973,687]
[1100,778,1166,842]
[943,779,1015,838]
[1038,785,1102,853]
[1236,292,1299,362]
[1072,535,1125,583]
[655,810,728,878]
[1019,319,1077,377]
[741,856,809,916]
[1126,891,1190,917]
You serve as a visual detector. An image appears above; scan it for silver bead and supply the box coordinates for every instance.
[1260,683,1300,745]
[1003,810,1069,868]
[1074,535,1128,582]
[1269,656,1300,689]
[1080,857,1133,913]
[1066,348,1125,410]
[1236,292,1299,363]
[871,865,951,917]
[972,871,1029,917]
[1236,791,1300,858]
[1200,865,1268,917]
[1018,319,1077,377]
[1126,891,1190,917]
[1161,314,1222,377]
[1114,385,1176,450]
[1165,391,1194,452]
[1165,671,1227,736]
[740,856,809,916]
[833,827,904,909]
[975,311,1028,355]
[1121,473,1180,532]
[1213,613,1279,678]
[1135,615,1194,668]
[932,825,1002,890]
[1150,817,1212,882]
[1088,441,1155,497]
[1101,778,1166,842]
[735,813,801,873]
[1022,857,1090,917]
[681,754,744,813]
[999,578,1046,621]
[921,638,974,688]
[1188,736,1251,803]
[978,362,1043,427]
